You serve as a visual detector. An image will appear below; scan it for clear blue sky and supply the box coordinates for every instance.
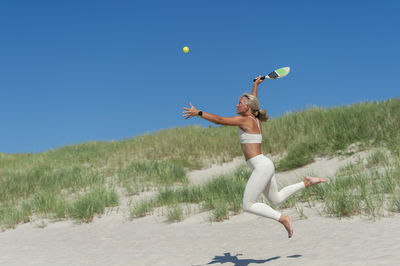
[1,0,399,154]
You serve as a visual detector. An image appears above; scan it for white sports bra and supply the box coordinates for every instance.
[238,116,262,144]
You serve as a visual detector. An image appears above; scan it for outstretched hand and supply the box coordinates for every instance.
[254,76,264,86]
[182,103,199,120]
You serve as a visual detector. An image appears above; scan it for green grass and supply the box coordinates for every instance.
[0,164,118,229]
[130,164,249,222]
[281,150,400,219]
[1,99,400,228]
[276,140,319,171]
[69,186,119,222]
[129,151,400,222]
[166,204,184,223]
[129,199,155,219]
[138,147,400,222]
[118,160,187,195]
[266,99,400,167]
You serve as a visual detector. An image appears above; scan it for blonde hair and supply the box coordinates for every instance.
[241,93,269,122]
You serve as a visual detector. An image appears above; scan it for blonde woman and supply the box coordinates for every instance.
[182,76,326,238]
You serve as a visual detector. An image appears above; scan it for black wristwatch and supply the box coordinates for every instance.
[197,111,203,117]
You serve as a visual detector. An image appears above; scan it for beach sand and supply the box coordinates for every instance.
[1,150,399,266]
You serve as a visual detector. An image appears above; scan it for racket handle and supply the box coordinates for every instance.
[253,76,267,82]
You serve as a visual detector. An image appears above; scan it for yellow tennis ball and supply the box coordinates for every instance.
[183,46,189,53]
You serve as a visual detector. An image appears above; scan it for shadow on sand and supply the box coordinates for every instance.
[205,252,299,266]
[203,252,302,265]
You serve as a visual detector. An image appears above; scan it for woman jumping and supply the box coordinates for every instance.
[182,76,326,238]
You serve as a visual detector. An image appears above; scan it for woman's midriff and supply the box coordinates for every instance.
[241,143,262,161]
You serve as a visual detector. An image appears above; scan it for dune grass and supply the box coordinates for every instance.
[1,99,400,228]
[272,99,400,170]
[281,149,400,219]
[118,160,187,196]
[69,186,119,222]
[0,186,119,228]
[129,164,250,222]
[131,148,400,222]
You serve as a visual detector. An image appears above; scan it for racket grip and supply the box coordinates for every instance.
[253,76,266,82]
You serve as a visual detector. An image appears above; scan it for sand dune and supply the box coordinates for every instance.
[1,150,399,266]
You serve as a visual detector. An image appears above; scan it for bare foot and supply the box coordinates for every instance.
[304,176,327,188]
[279,215,293,238]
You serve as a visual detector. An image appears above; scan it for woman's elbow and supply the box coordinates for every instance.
[213,117,223,125]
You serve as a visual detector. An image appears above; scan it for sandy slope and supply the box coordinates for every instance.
[189,150,373,186]
[1,150,400,266]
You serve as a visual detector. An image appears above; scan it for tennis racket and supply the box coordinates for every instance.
[253,67,290,81]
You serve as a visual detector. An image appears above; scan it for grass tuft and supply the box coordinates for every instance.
[166,204,184,223]
[129,199,154,219]
[69,187,119,222]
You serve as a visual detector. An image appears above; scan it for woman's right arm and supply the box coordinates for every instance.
[252,76,264,98]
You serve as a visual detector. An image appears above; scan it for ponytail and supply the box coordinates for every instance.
[257,109,269,122]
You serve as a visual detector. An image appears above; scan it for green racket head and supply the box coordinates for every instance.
[267,67,290,79]
[253,67,291,82]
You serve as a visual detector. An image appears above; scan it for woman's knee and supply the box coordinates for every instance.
[242,199,253,211]
[267,197,280,208]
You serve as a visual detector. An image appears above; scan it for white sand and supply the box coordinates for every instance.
[1,150,400,266]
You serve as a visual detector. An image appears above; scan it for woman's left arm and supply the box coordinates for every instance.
[183,103,245,126]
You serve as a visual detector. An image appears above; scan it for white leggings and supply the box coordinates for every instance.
[242,154,305,221]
